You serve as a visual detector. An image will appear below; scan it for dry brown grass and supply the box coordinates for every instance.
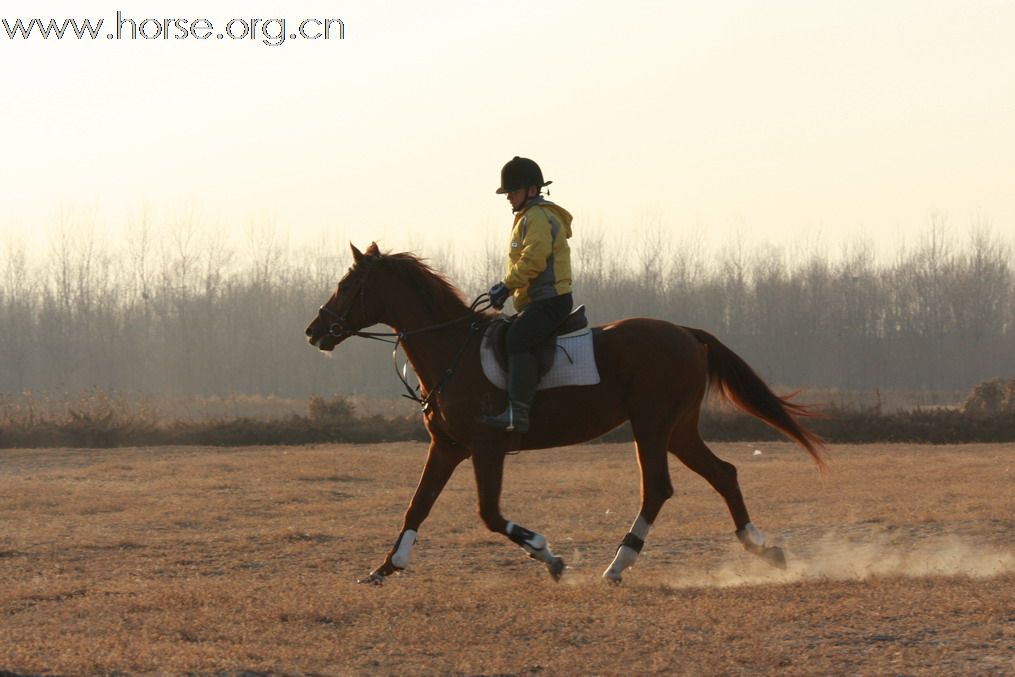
[1,442,1013,676]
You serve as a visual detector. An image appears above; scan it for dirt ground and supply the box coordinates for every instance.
[1,440,1012,676]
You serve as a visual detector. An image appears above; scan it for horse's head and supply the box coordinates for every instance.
[305,242,384,351]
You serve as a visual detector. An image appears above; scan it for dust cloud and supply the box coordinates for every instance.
[666,529,1014,589]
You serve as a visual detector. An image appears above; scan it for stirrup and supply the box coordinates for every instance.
[479,401,530,434]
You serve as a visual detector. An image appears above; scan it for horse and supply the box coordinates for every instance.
[305,242,823,584]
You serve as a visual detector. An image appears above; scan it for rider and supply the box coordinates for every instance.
[480,156,574,434]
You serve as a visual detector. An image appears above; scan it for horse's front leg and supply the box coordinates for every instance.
[472,445,566,581]
[359,433,466,584]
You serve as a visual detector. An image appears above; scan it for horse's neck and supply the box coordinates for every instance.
[387,304,473,391]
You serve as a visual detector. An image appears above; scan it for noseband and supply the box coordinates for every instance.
[315,262,380,340]
[317,303,358,340]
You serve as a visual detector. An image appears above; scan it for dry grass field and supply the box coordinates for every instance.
[1,440,1012,676]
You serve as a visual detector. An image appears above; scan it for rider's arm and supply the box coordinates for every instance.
[503,209,552,290]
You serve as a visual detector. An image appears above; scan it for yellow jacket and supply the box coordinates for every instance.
[503,197,573,310]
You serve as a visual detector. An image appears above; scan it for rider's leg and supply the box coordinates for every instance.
[480,293,572,433]
[479,350,538,433]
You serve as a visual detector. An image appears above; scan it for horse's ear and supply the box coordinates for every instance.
[365,241,380,258]
[350,243,365,265]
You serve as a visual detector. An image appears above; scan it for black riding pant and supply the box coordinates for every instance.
[506,293,574,356]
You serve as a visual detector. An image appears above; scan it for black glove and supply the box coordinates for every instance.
[488,281,509,309]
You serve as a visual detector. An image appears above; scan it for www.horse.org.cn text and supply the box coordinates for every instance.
[2,12,346,46]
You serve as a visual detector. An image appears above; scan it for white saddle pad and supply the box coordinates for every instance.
[480,326,601,391]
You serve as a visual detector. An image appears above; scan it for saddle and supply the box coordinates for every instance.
[484,305,590,378]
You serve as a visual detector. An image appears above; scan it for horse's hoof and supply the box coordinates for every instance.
[547,556,566,582]
[357,571,386,585]
[602,566,623,584]
[762,546,787,569]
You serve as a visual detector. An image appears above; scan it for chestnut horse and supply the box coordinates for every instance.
[305,243,823,584]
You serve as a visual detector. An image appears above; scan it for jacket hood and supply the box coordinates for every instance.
[523,197,573,238]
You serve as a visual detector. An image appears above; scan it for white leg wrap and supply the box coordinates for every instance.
[604,547,638,581]
[630,515,650,540]
[737,522,765,552]
[603,514,651,581]
[506,521,556,564]
[390,529,417,569]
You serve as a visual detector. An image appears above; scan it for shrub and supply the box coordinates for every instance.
[1003,379,1015,413]
[307,395,358,425]
[962,377,1015,415]
[3,388,1015,449]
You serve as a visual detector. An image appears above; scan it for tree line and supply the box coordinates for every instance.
[1,220,1012,399]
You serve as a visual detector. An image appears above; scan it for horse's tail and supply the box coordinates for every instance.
[685,327,825,468]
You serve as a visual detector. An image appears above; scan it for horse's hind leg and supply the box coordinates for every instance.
[603,422,674,583]
[669,422,787,569]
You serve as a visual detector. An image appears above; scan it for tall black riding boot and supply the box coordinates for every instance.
[479,351,538,433]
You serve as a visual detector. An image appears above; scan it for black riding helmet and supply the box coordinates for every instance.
[496,156,553,194]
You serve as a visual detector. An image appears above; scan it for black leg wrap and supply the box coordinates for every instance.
[620,532,645,553]
[507,523,537,547]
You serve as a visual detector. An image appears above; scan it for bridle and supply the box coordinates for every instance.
[315,261,384,341]
[312,262,494,412]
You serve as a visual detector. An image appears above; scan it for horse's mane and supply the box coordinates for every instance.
[377,251,474,319]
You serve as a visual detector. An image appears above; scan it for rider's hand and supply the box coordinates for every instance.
[488,281,510,309]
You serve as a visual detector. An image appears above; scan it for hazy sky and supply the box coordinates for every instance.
[3,0,1014,261]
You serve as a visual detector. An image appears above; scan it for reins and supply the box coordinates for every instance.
[317,292,495,412]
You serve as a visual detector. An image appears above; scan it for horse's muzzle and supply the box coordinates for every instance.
[308,335,337,351]
[305,321,336,351]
